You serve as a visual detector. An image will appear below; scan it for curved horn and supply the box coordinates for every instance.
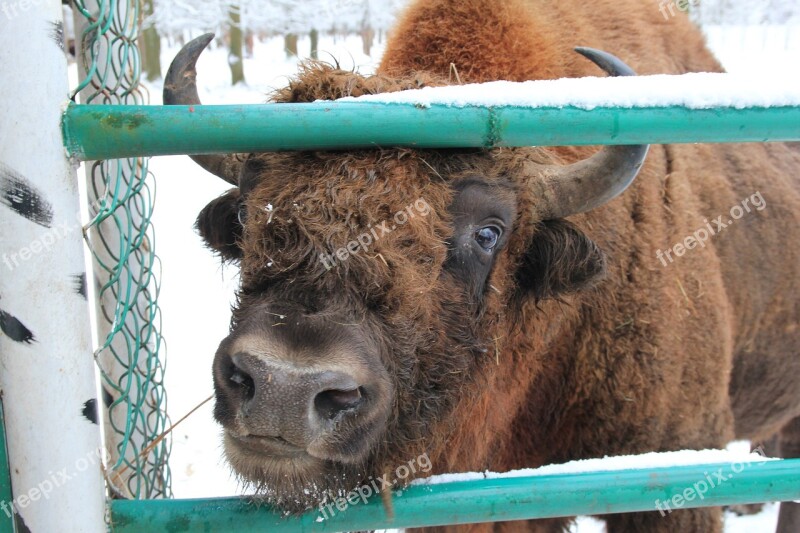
[532,47,649,220]
[164,33,242,185]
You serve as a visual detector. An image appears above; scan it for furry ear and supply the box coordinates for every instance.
[195,188,243,261]
[515,219,606,302]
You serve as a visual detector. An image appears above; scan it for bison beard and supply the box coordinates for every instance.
[166,0,800,531]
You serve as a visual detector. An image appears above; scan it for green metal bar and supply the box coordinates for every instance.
[0,400,15,533]
[109,459,800,532]
[62,103,800,161]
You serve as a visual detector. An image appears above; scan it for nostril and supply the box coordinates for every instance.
[228,363,255,402]
[314,387,365,420]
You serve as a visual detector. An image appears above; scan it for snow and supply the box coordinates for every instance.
[144,34,384,107]
[413,448,776,486]
[131,21,798,533]
[338,72,800,109]
[150,0,408,37]
[703,25,800,74]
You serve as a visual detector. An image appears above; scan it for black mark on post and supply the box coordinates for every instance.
[82,398,99,425]
[15,512,32,533]
[50,21,65,51]
[102,386,114,408]
[73,273,88,299]
[0,162,54,228]
[0,310,35,344]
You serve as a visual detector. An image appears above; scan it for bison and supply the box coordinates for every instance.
[164,0,800,531]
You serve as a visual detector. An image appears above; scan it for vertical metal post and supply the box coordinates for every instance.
[0,2,107,531]
[0,401,15,533]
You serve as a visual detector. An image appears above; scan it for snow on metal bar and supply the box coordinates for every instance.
[341,72,800,109]
[109,459,800,532]
[62,101,800,161]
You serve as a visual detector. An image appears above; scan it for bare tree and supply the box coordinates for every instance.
[228,5,245,84]
[140,0,162,81]
[284,33,299,58]
[310,28,319,59]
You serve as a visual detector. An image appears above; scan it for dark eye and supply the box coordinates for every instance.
[237,203,247,225]
[474,225,501,252]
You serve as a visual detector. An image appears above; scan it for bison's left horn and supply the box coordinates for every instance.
[164,33,243,186]
[531,48,649,220]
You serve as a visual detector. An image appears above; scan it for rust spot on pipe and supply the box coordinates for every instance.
[102,113,152,130]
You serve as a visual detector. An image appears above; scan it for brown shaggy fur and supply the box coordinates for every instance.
[193,1,800,532]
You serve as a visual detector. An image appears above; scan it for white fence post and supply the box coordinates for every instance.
[0,2,107,532]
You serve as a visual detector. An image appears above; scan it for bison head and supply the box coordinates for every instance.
[165,34,647,512]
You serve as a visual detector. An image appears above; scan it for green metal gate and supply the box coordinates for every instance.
[3,1,800,532]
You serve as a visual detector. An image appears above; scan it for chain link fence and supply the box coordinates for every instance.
[70,0,171,500]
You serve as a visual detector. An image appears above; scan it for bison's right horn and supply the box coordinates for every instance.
[164,33,243,185]
[530,48,650,220]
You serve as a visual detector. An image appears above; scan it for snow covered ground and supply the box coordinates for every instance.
[138,26,797,531]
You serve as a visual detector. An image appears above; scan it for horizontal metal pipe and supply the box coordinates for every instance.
[62,102,800,161]
[109,458,800,532]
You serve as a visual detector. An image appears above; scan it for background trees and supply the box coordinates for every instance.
[138,0,800,85]
[141,0,408,84]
